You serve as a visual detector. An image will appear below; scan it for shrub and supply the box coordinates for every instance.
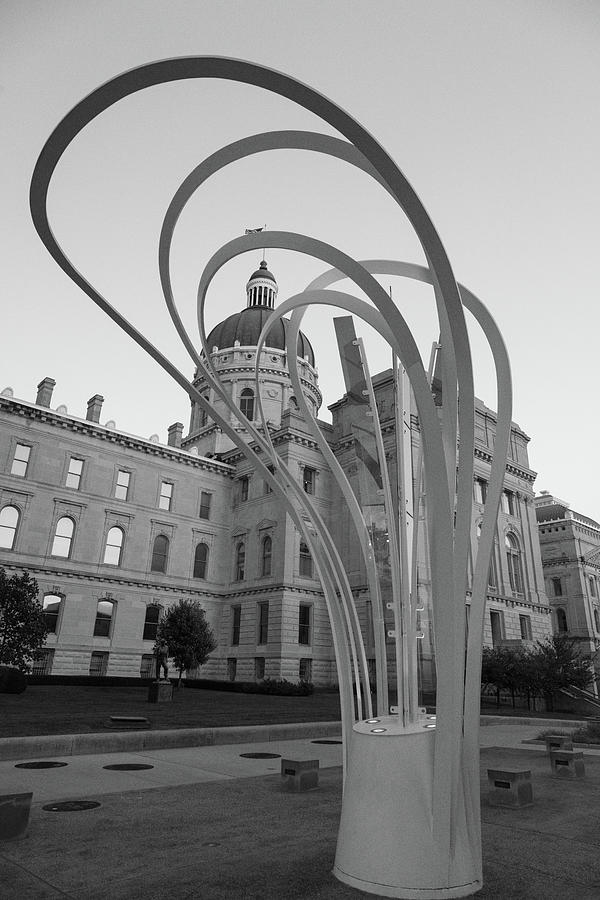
[572,721,600,744]
[536,728,574,741]
[0,665,27,694]
[246,678,314,696]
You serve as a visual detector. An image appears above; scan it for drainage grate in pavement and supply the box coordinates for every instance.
[102,763,154,771]
[311,739,343,745]
[43,801,101,812]
[239,752,282,759]
[15,761,68,769]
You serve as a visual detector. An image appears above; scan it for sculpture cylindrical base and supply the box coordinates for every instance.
[333,717,481,899]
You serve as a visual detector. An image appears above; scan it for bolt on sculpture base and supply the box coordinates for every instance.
[333,718,481,899]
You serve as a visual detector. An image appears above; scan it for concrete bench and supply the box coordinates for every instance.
[550,749,585,779]
[0,792,33,840]
[544,734,573,753]
[487,768,533,808]
[281,758,319,792]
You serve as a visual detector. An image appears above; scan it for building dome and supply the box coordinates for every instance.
[206,259,315,365]
[206,306,315,366]
[248,260,276,283]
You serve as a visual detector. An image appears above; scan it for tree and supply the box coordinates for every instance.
[0,567,47,673]
[157,599,216,686]
[527,634,597,711]
[481,645,527,708]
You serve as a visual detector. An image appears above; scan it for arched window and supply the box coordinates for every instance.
[93,599,114,637]
[151,534,169,573]
[299,541,313,578]
[193,542,209,579]
[0,505,19,550]
[477,523,497,588]
[235,541,245,581]
[589,577,597,599]
[261,535,272,577]
[594,608,600,634]
[51,516,75,558]
[103,526,124,566]
[42,594,62,634]
[239,388,255,421]
[505,533,524,594]
[556,607,568,633]
[142,604,161,641]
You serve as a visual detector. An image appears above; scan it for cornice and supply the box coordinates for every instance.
[0,560,217,597]
[474,445,536,483]
[0,398,234,476]
[221,582,324,599]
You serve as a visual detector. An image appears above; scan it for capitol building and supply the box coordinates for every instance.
[0,261,552,687]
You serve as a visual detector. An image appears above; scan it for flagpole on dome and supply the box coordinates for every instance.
[244,224,267,262]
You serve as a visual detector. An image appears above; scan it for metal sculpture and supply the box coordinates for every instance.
[30,57,511,898]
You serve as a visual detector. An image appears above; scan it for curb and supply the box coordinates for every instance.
[3,715,588,762]
[0,720,343,762]
[480,715,589,728]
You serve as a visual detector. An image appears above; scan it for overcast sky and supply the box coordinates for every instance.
[2,1,599,517]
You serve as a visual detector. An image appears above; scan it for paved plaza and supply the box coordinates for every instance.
[1,718,599,899]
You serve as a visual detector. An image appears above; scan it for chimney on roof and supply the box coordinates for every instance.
[36,377,56,408]
[167,422,184,448]
[86,394,104,423]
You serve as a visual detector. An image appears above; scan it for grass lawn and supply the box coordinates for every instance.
[0,683,343,738]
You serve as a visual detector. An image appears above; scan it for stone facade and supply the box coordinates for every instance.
[535,492,600,681]
[0,262,551,687]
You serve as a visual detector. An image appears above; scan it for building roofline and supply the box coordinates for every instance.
[0,396,234,475]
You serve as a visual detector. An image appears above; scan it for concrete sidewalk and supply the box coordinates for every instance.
[0,714,590,762]
[2,719,600,898]
[1,735,344,803]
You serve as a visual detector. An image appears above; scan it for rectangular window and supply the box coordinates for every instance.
[552,577,563,597]
[490,610,504,648]
[11,443,31,477]
[159,481,173,511]
[519,614,532,641]
[255,657,265,680]
[89,651,109,676]
[488,548,498,589]
[42,595,62,634]
[93,600,114,637]
[227,658,237,682]
[240,476,249,502]
[474,478,487,505]
[31,649,54,676]
[66,457,84,489]
[231,605,241,646]
[299,658,312,682]
[264,465,274,494]
[303,466,315,495]
[501,490,515,516]
[142,605,161,641]
[140,654,154,678]
[298,603,311,645]
[115,470,131,500]
[199,491,212,519]
[258,602,269,645]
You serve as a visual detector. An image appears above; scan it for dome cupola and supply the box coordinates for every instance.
[246,259,278,309]
[205,258,315,365]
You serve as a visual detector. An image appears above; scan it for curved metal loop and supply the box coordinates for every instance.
[28,56,498,862]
